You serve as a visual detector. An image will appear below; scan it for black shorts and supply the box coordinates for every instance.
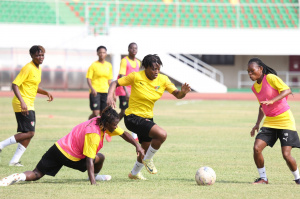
[119,96,129,110]
[124,114,156,144]
[256,127,300,148]
[36,144,88,176]
[89,93,107,111]
[15,111,36,132]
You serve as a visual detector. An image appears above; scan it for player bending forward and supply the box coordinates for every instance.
[0,106,144,186]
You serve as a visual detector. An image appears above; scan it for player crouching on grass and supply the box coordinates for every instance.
[0,106,144,186]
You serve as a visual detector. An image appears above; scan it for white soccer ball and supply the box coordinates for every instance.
[195,166,216,186]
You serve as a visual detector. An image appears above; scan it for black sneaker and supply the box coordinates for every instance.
[294,178,300,184]
[253,178,268,184]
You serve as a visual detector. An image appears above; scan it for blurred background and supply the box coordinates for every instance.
[0,0,300,93]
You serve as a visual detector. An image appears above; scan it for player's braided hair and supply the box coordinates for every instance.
[248,58,277,75]
[142,54,163,69]
[29,45,45,55]
[97,106,119,129]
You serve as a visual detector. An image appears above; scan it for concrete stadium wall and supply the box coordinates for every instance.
[0,24,299,89]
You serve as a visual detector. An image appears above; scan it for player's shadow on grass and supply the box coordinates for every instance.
[169,178,251,184]
[216,180,250,184]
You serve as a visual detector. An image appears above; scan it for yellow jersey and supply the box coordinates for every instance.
[118,70,177,118]
[119,56,141,75]
[12,61,41,112]
[86,61,113,93]
[253,74,295,130]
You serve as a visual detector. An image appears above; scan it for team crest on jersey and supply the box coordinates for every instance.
[93,103,98,108]
[155,86,160,91]
[31,121,35,127]
[123,101,127,106]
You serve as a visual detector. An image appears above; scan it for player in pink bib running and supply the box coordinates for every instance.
[248,58,300,185]
[0,106,144,186]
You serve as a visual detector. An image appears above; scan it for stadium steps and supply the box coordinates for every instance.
[159,54,227,93]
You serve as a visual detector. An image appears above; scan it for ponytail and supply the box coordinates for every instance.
[248,58,277,75]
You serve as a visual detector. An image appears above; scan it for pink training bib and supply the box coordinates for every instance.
[115,57,139,96]
[57,117,104,159]
[252,75,290,117]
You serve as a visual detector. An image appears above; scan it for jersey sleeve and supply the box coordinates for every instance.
[118,72,135,86]
[86,64,94,79]
[119,58,127,75]
[83,133,100,159]
[266,74,290,93]
[165,76,177,94]
[106,126,124,136]
[12,65,30,86]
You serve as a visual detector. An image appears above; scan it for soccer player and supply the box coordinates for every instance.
[247,58,300,185]
[115,42,140,141]
[107,54,191,180]
[0,106,144,186]
[0,45,53,167]
[86,46,113,142]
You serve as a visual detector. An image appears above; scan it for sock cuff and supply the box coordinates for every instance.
[136,161,144,167]
[18,143,26,151]
[149,145,158,153]
[10,136,17,144]
[20,173,26,181]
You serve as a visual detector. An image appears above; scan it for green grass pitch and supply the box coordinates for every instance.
[0,97,300,198]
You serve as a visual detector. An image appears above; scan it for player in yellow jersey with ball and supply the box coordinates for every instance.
[107,54,191,180]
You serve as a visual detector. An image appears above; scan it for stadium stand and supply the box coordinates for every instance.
[0,0,298,29]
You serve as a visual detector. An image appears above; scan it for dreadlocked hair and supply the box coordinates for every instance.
[97,106,119,128]
[248,58,277,75]
[142,54,163,69]
[29,45,45,55]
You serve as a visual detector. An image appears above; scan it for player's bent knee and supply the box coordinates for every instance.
[28,131,35,138]
[159,130,167,142]
[282,151,291,160]
[253,145,262,154]
[95,153,105,163]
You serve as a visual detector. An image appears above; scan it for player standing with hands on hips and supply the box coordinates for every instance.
[0,45,53,167]
[248,58,300,184]
[107,54,191,180]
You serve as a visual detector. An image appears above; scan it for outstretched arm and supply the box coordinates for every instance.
[260,89,291,105]
[250,106,264,137]
[171,83,191,99]
[120,131,145,160]
[37,87,53,102]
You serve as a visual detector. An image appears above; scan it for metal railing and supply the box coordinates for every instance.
[238,70,300,88]
[170,54,224,84]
